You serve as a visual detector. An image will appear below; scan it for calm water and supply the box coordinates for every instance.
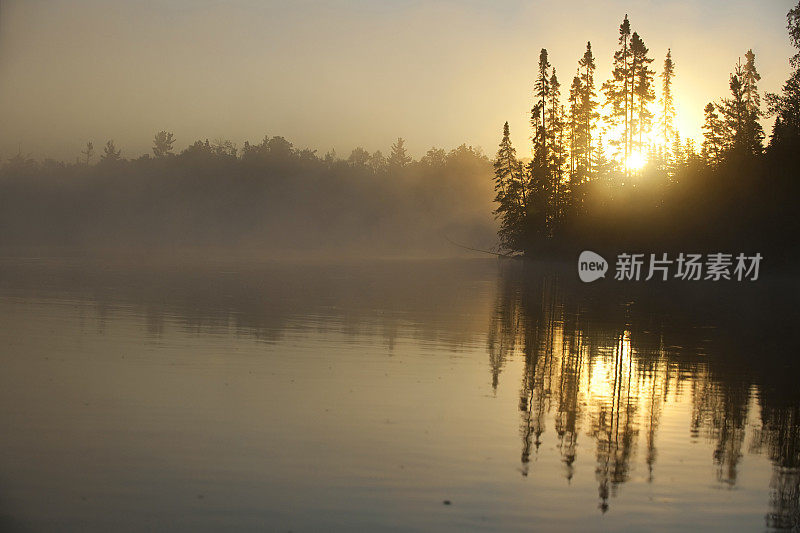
[0,257,798,532]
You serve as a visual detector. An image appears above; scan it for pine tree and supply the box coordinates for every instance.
[494,123,518,201]
[153,131,175,157]
[547,70,568,227]
[493,122,527,251]
[630,32,655,161]
[741,50,765,153]
[603,15,633,174]
[101,140,121,162]
[526,49,554,240]
[534,49,552,137]
[593,134,613,194]
[568,72,582,177]
[660,49,676,146]
[670,131,684,177]
[532,49,551,182]
[716,57,764,156]
[767,1,800,148]
[768,72,800,148]
[577,41,599,179]
[742,49,761,114]
[388,137,412,170]
[701,103,725,165]
[685,138,700,166]
[717,62,746,152]
[81,141,94,165]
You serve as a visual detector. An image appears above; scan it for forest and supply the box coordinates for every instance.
[1,4,798,262]
[492,5,800,264]
[0,137,496,255]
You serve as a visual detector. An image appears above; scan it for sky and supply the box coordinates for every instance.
[0,0,796,161]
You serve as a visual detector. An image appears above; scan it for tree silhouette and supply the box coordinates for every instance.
[717,56,764,156]
[481,8,800,257]
[701,103,725,164]
[660,49,676,146]
[101,140,121,162]
[81,141,94,165]
[348,147,370,167]
[630,32,655,157]
[603,15,633,174]
[547,70,568,225]
[577,41,599,179]
[493,122,526,251]
[367,150,387,173]
[388,137,411,170]
[568,73,581,179]
[767,1,800,149]
[152,131,175,157]
[523,49,555,242]
[420,147,447,167]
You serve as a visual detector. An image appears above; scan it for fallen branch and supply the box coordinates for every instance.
[443,235,518,258]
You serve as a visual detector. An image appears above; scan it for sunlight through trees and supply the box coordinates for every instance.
[492,5,800,256]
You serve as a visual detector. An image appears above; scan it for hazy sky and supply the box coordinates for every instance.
[0,0,796,160]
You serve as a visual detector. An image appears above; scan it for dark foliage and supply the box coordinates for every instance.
[491,6,800,265]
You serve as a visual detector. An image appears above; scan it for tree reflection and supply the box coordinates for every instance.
[755,386,800,529]
[488,260,800,524]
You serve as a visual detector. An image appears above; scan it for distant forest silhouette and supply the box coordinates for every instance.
[0,136,495,254]
[1,4,799,261]
[492,5,800,262]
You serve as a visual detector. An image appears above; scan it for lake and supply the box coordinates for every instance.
[0,256,797,531]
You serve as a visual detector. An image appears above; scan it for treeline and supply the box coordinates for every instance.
[493,5,800,263]
[0,136,496,254]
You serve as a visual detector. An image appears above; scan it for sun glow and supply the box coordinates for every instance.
[626,151,647,171]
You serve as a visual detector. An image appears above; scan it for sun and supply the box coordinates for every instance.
[626,151,647,171]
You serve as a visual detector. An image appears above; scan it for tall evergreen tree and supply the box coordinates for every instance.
[717,57,764,155]
[660,49,676,146]
[742,49,762,114]
[493,122,527,251]
[101,140,121,162]
[81,141,94,165]
[701,103,725,165]
[577,42,599,179]
[767,1,800,148]
[547,70,568,227]
[526,49,554,240]
[568,72,582,177]
[630,32,655,159]
[388,137,412,169]
[603,15,633,174]
[534,49,552,136]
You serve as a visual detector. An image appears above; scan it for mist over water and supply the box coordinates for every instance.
[0,140,497,257]
[0,257,797,531]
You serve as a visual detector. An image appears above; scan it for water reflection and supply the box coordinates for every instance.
[0,258,494,348]
[488,260,800,526]
[1,257,799,530]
